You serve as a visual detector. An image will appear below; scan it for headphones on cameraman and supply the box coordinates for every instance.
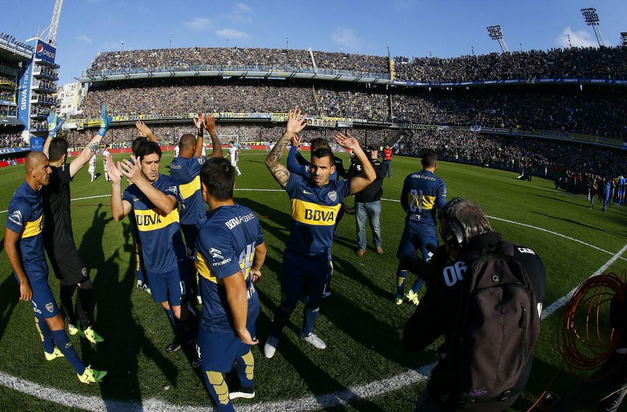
[438,197,466,250]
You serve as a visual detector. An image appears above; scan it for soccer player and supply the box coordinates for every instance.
[5,151,106,383]
[263,108,375,357]
[40,106,111,343]
[195,157,266,410]
[287,135,349,297]
[88,154,96,182]
[107,140,197,353]
[395,149,447,306]
[225,141,241,176]
[170,112,223,303]
[102,145,111,181]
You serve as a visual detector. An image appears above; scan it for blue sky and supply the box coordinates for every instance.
[2,0,626,85]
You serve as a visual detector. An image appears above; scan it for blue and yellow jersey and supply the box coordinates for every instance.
[196,204,263,333]
[6,182,48,279]
[400,170,447,236]
[284,173,351,259]
[122,174,186,273]
[170,156,207,226]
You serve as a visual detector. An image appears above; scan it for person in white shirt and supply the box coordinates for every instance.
[88,154,96,182]
[226,141,241,176]
[173,145,180,158]
[102,145,110,181]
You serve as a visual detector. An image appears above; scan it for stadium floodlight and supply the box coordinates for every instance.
[621,32,627,47]
[486,25,510,53]
[580,8,606,47]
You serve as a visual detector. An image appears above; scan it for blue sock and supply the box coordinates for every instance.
[34,315,54,354]
[302,306,320,336]
[202,370,234,412]
[271,307,290,338]
[51,330,86,375]
[235,350,254,388]
[411,278,425,294]
[396,270,407,296]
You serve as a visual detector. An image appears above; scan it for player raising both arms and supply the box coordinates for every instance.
[5,151,106,383]
[41,105,111,343]
[170,112,223,304]
[263,108,375,358]
[107,141,197,354]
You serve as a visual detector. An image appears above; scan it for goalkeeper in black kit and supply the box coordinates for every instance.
[401,197,546,412]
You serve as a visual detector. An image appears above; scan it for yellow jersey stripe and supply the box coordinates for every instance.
[22,214,43,238]
[179,175,200,200]
[408,194,436,211]
[134,208,180,232]
[291,199,341,226]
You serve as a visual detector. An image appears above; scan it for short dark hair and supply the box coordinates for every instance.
[310,138,330,151]
[135,140,162,160]
[200,157,235,201]
[132,137,147,156]
[421,149,438,168]
[311,148,334,164]
[179,134,196,151]
[48,138,68,162]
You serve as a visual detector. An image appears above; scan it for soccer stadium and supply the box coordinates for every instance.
[2,2,627,411]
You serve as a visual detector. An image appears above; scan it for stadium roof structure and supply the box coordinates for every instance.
[0,39,33,62]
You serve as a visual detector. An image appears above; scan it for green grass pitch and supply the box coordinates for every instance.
[0,149,626,411]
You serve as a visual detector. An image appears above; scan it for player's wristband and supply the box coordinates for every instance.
[97,127,107,137]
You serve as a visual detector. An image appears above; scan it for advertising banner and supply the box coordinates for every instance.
[35,40,57,64]
[17,61,33,129]
[30,137,44,152]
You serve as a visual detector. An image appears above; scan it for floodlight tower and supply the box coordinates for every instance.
[580,8,605,47]
[41,0,64,46]
[621,32,627,47]
[486,25,509,53]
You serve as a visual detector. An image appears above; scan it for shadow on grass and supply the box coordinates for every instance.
[77,209,178,406]
[0,274,18,342]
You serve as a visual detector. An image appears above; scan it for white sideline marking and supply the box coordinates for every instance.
[540,242,627,320]
[0,194,112,214]
[380,197,627,262]
[1,190,626,410]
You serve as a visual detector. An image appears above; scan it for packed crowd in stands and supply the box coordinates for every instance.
[80,79,317,119]
[0,91,15,102]
[64,123,397,151]
[394,47,627,83]
[0,33,33,52]
[77,77,627,138]
[401,128,627,181]
[86,46,627,83]
[318,87,389,122]
[392,86,627,137]
[0,133,25,148]
[86,47,389,75]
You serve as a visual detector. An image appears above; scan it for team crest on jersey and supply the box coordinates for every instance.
[328,191,337,202]
[46,302,54,313]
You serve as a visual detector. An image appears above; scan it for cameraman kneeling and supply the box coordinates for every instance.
[402,198,546,412]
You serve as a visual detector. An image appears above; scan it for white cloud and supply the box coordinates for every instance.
[77,35,93,44]
[236,3,253,13]
[185,17,212,31]
[556,26,597,48]
[332,27,361,49]
[216,28,249,39]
